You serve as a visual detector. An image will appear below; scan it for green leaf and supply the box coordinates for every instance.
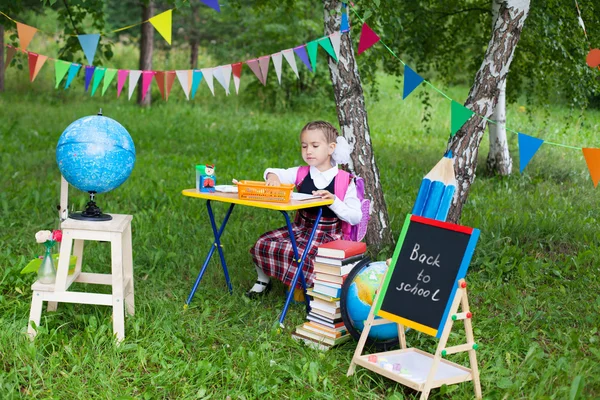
[569,375,584,400]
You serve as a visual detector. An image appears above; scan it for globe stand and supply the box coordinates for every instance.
[69,192,112,221]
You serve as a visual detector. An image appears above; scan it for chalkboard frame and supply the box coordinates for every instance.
[374,214,480,338]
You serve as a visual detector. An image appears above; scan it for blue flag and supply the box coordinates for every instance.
[518,133,544,173]
[403,65,424,100]
[78,34,100,65]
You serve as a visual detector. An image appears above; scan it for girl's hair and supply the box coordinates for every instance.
[301,121,339,144]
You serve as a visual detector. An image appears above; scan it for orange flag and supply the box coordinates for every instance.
[155,71,176,100]
[17,22,37,51]
[582,148,600,187]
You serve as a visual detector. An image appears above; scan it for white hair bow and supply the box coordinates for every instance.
[331,136,352,166]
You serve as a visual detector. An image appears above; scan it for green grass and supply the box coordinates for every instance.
[1,66,599,399]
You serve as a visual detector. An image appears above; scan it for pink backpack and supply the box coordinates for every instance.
[295,166,370,242]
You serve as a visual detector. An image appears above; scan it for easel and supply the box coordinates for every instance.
[347,279,481,399]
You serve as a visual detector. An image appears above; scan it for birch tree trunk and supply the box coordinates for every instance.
[138,1,154,106]
[447,0,530,223]
[486,0,513,175]
[0,24,4,92]
[323,0,393,250]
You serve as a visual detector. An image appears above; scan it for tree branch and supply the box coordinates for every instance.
[62,0,80,35]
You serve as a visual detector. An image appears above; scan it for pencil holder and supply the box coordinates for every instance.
[196,164,216,193]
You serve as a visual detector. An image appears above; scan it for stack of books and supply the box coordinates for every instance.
[291,240,367,350]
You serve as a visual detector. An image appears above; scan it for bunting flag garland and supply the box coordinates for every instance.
[294,45,312,72]
[128,70,142,100]
[200,0,221,12]
[91,67,106,96]
[330,31,342,60]
[231,63,242,94]
[246,59,264,85]
[155,71,176,100]
[54,60,70,88]
[102,68,118,96]
[582,148,600,187]
[518,133,545,174]
[307,40,319,72]
[318,37,337,62]
[258,56,270,85]
[202,68,215,95]
[191,70,203,99]
[141,71,155,100]
[341,4,349,32]
[117,70,129,98]
[149,10,172,45]
[357,23,380,55]
[65,64,81,89]
[450,100,475,137]
[84,66,95,91]
[282,49,299,78]
[176,70,192,100]
[77,34,101,65]
[5,46,16,71]
[272,53,283,84]
[27,53,47,82]
[402,65,424,100]
[214,65,232,95]
[17,22,36,51]
[586,49,600,68]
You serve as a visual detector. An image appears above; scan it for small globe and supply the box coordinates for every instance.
[342,261,398,343]
[56,115,135,194]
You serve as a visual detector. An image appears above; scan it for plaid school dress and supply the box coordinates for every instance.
[250,174,343,289]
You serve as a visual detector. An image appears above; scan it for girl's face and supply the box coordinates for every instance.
[300,128,336,171]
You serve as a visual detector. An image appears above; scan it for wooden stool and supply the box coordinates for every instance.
[27,213,134,342]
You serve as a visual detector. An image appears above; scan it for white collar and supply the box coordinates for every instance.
[309,165,339,181]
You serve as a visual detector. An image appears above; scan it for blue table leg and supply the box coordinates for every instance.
[278,208,323,326]
[186,201,235,306]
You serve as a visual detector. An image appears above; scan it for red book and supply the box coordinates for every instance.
[317,240,367,259]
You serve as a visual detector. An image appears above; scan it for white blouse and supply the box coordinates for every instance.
[264,165,362,225]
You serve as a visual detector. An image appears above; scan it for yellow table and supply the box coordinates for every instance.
[182,189,333,326]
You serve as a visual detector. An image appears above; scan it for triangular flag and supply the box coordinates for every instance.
[582,148,600,187]
[293,46,312,72]
[517,133,544,174]
[141,71,155,100]
[450,100,475,136]
[201,68,215,95]
[77,34,101,65]
[28,53,47,82]
[246,59,264,85]
[84,66,95,92]
[272,52,283,84]
[54,60,71,88]
[231,63,242,94]
[258,56,270,85]
[318,37,337,62]
[155,71,166,98]
[5,46,17,71]
[64,64,81,89]
[117,70,129,98]
[402,65,424,99]
[341,9,349,32]
[200,0,220,12]
[176,70,191,100]
[128,70,142,100]
[357,23,380,55]
[190,70,203,99]
[149,9,172,45]
[329,31,341,61]
[91,67,106,96]
[282,49,299,78]
[155,71,176,100]
[213,65,231,95]
[102,68,117,96]
[17,23,37,51]
[307,41,318,72]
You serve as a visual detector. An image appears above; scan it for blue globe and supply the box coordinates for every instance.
[345,261,398,340]
[56,115,135,194]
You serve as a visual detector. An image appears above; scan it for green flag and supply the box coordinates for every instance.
[102,69,118,96]
[318,37,337,62]
[91,68,106,96]
[451,100,475,136]
[307,40,319,73]
[54,60,71,88]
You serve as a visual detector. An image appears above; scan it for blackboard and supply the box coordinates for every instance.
[374,214,479,338]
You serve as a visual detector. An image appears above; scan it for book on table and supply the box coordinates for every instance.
[306,288,339,302]
[312,281,342,297]
[317,239,367,259]
[313,258,363,276]
[315,272,347,285]
[314,253,365,266]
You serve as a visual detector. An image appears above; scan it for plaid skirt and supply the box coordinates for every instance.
[250,211,343,289]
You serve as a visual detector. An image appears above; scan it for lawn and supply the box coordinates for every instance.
[1,65,599,399]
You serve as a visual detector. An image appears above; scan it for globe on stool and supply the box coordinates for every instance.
[56,110,135,221]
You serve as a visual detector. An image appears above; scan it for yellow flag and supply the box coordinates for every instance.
[149,9,172,45]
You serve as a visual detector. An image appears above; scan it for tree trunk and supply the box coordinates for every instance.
[486,79,512,174]
[138,1,154,106]
[190,40,198,69]
[447,0,530,223]
[486,0,513,175]
[323,0,393,251]
[189,2,199,69]
[0,24,5,92]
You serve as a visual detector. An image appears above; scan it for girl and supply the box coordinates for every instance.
[247,121,363,299]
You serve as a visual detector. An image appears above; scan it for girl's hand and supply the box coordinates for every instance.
[312,190,334,200]
[265,173,281,186]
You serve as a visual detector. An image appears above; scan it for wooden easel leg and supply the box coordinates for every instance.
[398,323,407,349]
[461,286,482,399]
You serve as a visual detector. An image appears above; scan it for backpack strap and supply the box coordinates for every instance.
[334,170,351,202]
[295,166,310,187]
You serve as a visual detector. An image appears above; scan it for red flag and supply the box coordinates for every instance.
[357,23,380,55]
